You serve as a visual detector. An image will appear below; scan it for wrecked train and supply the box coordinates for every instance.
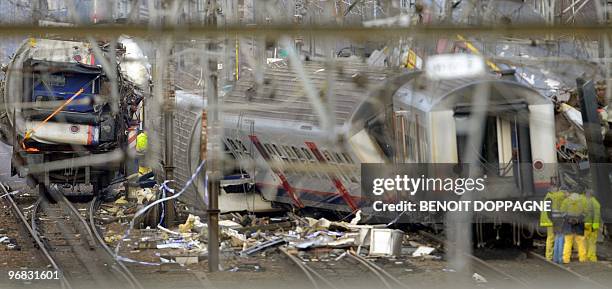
[217,59,558,226]
[0,38,150,197]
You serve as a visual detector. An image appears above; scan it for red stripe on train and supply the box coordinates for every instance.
[305,141,358,212]
[248,135,304,208]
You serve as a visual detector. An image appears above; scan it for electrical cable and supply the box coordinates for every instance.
[114,159,206,258]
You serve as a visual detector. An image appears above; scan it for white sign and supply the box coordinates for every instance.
[425,54,486,80]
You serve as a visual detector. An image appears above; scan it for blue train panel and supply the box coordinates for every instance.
[31,62,102,113]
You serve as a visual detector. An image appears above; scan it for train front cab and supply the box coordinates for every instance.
[393,78,557,201]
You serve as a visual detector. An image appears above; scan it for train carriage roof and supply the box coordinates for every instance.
[224,59,397,126]
[394,72,552,113]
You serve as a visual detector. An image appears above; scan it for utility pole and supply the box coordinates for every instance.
[160,0,177,227]
[163,53,176,227]
[206,0,221,273]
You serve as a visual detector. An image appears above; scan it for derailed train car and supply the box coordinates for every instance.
[0,38,149,197]
[220,60,558,223]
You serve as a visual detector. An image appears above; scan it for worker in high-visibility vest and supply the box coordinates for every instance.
[583,189,601,262]
[135,130,154,188]
[561,191,588,263]
[539,186,568,262]
[136,130,150,175]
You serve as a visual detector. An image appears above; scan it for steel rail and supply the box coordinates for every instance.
[48,186,97,249]
[346,250,410,289]
[344,251,393,289]
[89,196,144,289]
[421,229,610,289]
[526,250,610,289]
[0,182,72,289]
[30,197,42,233]
[279,246,322,289]
[418,230,531,288]
[281,245,409,289]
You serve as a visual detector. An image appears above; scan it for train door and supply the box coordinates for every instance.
[393,110,422,163]
[454,104,534,195]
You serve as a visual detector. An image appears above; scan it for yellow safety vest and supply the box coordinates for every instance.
[136,132,148,153]
[560,193,587,219]
[539,191,566,227]
[584,195,601,230]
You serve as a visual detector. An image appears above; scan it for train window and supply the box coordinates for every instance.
[238,139,247,152]
[226,139,239,150]
[331,153,353,182]
[282,146,303,175]
[333,152,344,163]
[224,139,234,153]
[342,153,354,164]
[272,144,290,164]
[271,144,283,157]
[230,139,242,151]
[291,146,314,177]
[40,73,66,87]
[300,147,321,178]
[292,146,304,160]
[282,145,296,159]
[322,150,350,182]
[237,140,248,152]
[264,143,276,157]
[224,141,242,159]
[322,150,334,162]
[301,148,314,160]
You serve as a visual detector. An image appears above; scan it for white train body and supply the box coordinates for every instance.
[218,61,558,217]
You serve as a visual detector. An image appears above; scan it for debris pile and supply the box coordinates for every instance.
[0,234,18,251]
[215,210,444,270]
[96,189,445,272]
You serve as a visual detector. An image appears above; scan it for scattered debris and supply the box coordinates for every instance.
[136,188,156,205]
[0,235,19,250]
[240,238,286,256]
[104,234,123,244]
[472,273,488,283]
[89,190,443,272]
[412,246,436,257]
[369,229,404,256]
[229,262,264,272]
[560,103,583,131]
[114,196,129,205]
[160,253,201,266]
[178,214,206,234]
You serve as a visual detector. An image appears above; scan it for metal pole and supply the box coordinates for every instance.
[206,0,220,273]
[577,78,611,215]
[162,0,176,227]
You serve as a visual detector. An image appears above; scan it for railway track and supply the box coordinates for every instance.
[1,182,142,289]
[280,246,409,289]
[418,230,611,289]
[525,250,610,288]
[1,182,68,289]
